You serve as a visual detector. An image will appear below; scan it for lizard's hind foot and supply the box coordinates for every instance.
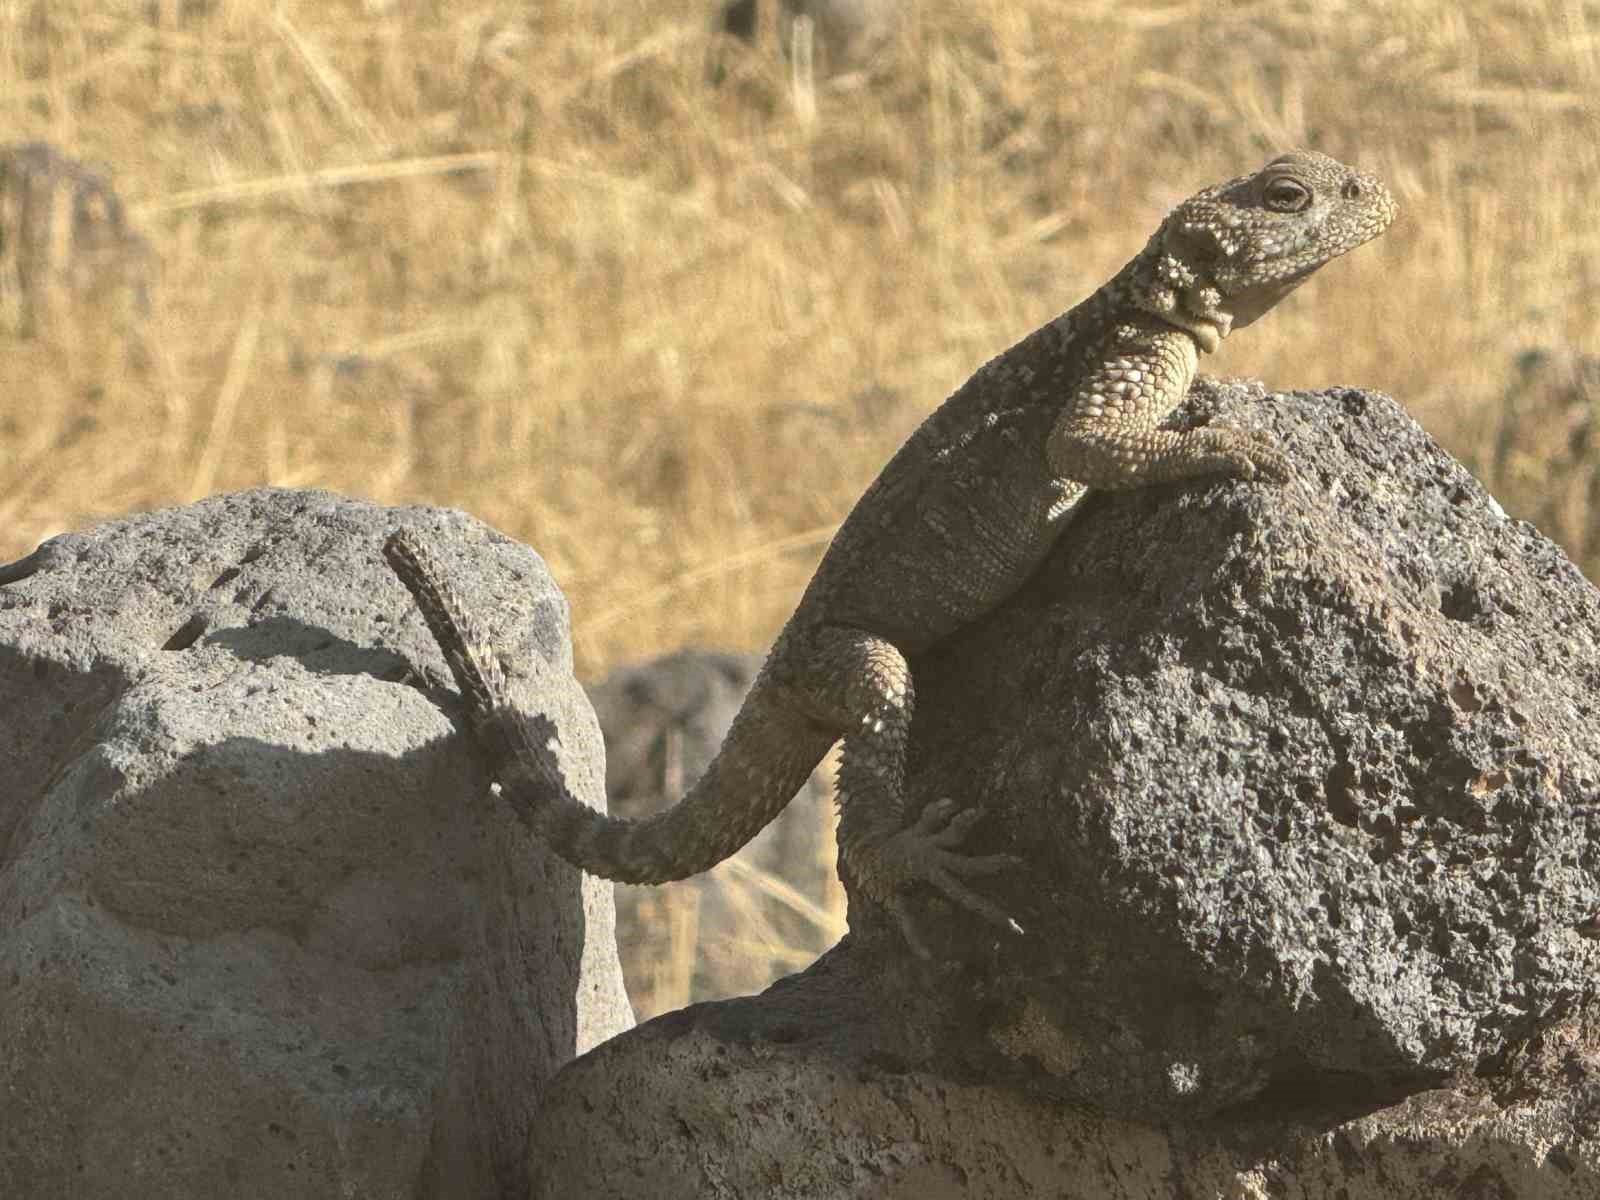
[859,797,1024,959]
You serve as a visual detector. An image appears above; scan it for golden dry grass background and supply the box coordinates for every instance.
[3,1,1599,1015]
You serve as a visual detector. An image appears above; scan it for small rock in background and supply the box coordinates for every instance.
[0,142,151,345]
[709,0,901,90]
[1483,346,1600,575]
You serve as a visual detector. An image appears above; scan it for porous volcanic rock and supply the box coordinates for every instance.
[526,382,1600,1197]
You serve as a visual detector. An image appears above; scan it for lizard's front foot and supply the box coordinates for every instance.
[850,797,1023,959]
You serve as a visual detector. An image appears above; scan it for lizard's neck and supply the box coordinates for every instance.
[1047,272,1205,418]
[1103,245,1233,355]
[1053,261,1211,369]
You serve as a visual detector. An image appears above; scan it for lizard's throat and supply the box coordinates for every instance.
[1157,309,1232,355]
[1156,270,1316,355]
[1226,272,1314,331]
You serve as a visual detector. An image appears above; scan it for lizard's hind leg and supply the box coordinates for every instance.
[799,625,1021,956]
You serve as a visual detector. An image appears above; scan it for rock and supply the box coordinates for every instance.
[0,488,632,1199]
[525,382,1600,1195]
[529,975,1600,1199]
[590,648,839,1018]
[907,380,1600,1118]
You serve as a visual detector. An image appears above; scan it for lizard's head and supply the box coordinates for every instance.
[1135,149,1397,353]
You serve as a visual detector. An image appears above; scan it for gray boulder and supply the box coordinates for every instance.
[0,488,631,1199]
[526,381,1600,1196]
[530,982,1600,1198]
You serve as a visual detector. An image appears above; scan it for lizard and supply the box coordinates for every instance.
[383,149,1397,957]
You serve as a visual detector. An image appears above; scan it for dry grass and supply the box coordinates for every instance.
[3,1,1599,1013]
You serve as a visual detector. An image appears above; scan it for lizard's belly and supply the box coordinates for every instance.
[825,474,1085,650]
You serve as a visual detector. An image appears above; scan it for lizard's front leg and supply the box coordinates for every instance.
[1048,421,1293,489]
[791,624,1021,957]
[1045,330,1293,489]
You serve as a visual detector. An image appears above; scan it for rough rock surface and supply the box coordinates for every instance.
[526,382,1600,1196]
[591,648,838,1017]
[531,967,1600,1199]
[0,488,632,1199]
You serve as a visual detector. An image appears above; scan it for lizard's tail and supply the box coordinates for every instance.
[384,530,835,884]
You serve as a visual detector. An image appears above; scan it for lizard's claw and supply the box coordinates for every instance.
[1227,434,1293,484]
[857,797,1024,957]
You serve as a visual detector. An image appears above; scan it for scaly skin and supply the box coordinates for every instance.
[384,149,1397,956]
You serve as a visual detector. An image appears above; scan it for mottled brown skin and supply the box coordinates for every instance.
[385,150,1397,956]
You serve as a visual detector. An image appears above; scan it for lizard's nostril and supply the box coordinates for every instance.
[1343,180,1364,200]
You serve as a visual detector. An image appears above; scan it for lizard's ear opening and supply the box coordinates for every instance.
[1161,217,1231,270]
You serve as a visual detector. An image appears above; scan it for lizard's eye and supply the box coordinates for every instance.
[1263,178,1311,213]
